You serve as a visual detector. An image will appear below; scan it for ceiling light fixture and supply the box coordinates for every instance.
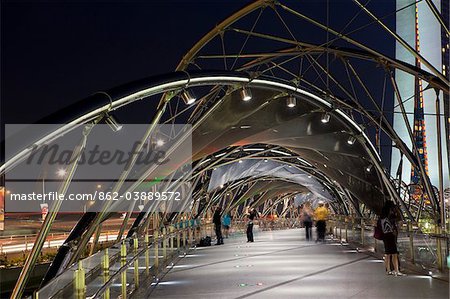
[105,114,123,132]
[321,112,331,123]
[287,96,296,108]
[181,90,196,105]
[347,136,356,145]
[240,87,252,101]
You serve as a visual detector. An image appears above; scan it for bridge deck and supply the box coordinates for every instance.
[150,228,448,299]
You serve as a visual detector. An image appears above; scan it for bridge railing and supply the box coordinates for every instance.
[0,231,118,255]
[33,217,296,298]
[34,219,204,299]
[329,216,449,275]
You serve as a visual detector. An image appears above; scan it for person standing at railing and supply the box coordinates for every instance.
[213,206,224,245]
[380,202,404,276]
[222,213,232,238]
[246,207,259,242]
[314,201,329,242]
[300,202,314,241]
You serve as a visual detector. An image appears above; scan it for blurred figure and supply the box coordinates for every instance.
[246,207,259,242]
[325,203,333,236]
[300,202,314,241]
[314,201,329,242]
[222,212,232,238]
[213,206,224,245]
[380,202,404,276]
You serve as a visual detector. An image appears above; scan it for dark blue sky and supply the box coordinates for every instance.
[1,0,396,165]
[1,1,252,125]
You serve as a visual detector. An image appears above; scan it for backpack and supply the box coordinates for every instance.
[303,211,312,223]
[198,236,212,247]
[374,219,384,240]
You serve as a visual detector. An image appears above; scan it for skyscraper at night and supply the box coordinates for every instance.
[391,0,450,190]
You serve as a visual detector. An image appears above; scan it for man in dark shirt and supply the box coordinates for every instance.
[246,207,258,242]
[213,206,224,245]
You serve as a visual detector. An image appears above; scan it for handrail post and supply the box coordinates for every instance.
[176,225,181,251]
[374,222,377,253]
[407,221,415,264]
[334,219,337,238]
[188,221,193,247]
[352,218,355,242]
[344,216,348,242]
[193,221,198,244]
[102,248,110,299]
[144,232,150,275]
[170,226,174,253]
[182,222,187,249]
[74,261,85,299]
[436,226,444,271]
[133,237,139,289]
[162,227,167,260]
[120,240,127,299]
[339,215,342,242]
[154,230,159,272]
[361,219,365,246]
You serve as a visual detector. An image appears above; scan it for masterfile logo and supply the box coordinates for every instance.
[4,124,193,213]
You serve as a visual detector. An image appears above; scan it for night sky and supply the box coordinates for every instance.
[1,0,396,160]
[1,1,251,126]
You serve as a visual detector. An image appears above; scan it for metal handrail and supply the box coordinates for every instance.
[91,223,198,299]
[34,220,201,299]
[329,215,449,273]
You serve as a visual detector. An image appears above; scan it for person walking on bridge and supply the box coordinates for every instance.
[314,201,329,242]
[301,202,314,241]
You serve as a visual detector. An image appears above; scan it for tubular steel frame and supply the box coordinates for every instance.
[2,1,448,297]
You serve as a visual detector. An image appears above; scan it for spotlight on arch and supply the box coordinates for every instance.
[321,112,330,124]
[347,136,356,145]
[240,87,252,102]
[105,114,123,132]
[366,164,373,172]
[181,90,196,105]
[286,96,296,108]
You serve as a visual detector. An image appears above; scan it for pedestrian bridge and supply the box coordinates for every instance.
[2,1,449,298]
[146,228,448,299]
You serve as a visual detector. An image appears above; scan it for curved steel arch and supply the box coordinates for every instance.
[172,0,447,221]
[6,1,448,296]
[4,71,399,294]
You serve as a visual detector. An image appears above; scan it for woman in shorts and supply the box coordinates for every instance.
[380,202,404,276]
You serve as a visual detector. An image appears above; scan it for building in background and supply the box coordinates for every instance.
[391,0,450,194]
